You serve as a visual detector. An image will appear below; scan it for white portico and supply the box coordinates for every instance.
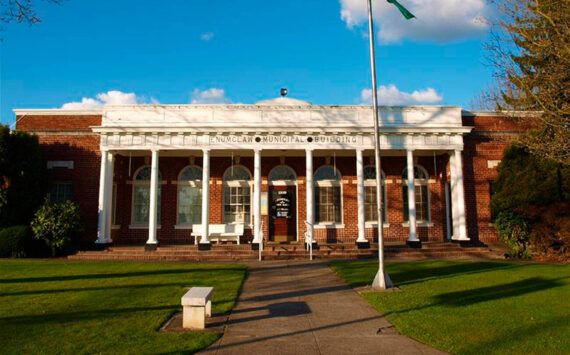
[93,99,472,249]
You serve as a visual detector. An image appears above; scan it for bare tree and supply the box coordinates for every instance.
[483,0,569,164]
[469,81,506,111]
[1,0,64,24]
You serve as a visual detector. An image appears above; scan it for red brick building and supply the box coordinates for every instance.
[14,98,521,250]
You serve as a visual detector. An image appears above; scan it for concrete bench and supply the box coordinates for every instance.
[191,224,244,245]
[181,287,213,329]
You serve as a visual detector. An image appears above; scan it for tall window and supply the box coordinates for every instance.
[314,166,342,224]
[49,181,72,203]
[402,165,430,222]
[363,166,388,223]
[132,166,162,226]
[177,166,202,225]
[223,166,251,224]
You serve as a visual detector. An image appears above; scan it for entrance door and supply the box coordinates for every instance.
[269,185,297,242]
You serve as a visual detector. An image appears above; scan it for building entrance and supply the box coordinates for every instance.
[269,185,297,242]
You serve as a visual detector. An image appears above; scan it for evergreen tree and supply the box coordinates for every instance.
[0,126,48,227]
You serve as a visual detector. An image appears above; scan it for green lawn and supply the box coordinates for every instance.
[0,260,246,355]
[331,260,570,355]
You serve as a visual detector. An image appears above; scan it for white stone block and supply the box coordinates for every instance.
[181,287,213,330]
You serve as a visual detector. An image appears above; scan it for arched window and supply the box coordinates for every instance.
[402,165,430,222]
[132,166,162,226]
[314,165,342,224]
[363,166,388,223]
[177,166,202,225]
[223,165,252,224]
[268,165,297,182]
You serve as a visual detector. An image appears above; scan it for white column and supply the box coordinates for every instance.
[96,150,110,244]
[200,149,211,244]
[305,149,314,243]
[449,152,459,239]
[452,150,469,240]
[356,150,366,243]
[147,150,159,246]
[253,149,262,244]
[406,149,418,242]
[104,152,115,242]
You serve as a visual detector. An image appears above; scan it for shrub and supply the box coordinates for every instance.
[31,200,83,256]
[0,225,43,258]
[495,212,532,259]
[491,144,570,260]
[524,202,570,259]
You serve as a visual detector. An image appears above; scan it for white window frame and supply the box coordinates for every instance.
[222,165,253,227]
[402,165,431,224]
[130,165,162,228]
[314,165,343,227]
[363,166,388,226]
[175,165,203,228]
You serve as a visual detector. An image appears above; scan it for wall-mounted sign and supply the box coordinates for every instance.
[208,134,357,145]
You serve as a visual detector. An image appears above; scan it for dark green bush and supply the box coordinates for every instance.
[495,212,532,259]
[31,200,83,256]
[491,145,569,216]
[0,225,46,258]
[491,144,570,259]
[0,125,48,228]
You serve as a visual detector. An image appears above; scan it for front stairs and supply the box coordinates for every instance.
[68,241,503,262]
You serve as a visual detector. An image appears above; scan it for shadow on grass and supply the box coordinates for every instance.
[390,261,522,286]
[434,277,569,307]
[335,261,530,288]
[0,268,242,284]
[378,276,568,318]
[0,283,239,308]
[466,315,569,354]
[0,305,179,325]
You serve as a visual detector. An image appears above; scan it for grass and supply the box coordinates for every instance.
[331,260,570,355]
[0,259,246,355]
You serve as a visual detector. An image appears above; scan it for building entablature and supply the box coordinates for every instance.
[93,105,472,152]
[100,104,465,128]
[94,128,471,152]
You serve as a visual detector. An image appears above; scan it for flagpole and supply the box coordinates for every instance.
[367,0,392,290]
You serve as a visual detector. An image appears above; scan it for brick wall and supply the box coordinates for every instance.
[16,114,102,243]
[462,114,522,243]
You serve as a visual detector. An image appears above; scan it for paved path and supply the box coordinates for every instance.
[199,260,447,355]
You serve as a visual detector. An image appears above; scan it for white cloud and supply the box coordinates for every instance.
[61,91,144,109]
[200,32,214,41]
[361,84,443,105]
[340,0,488,43]
[190,88,231,104]
[60,98,102,110]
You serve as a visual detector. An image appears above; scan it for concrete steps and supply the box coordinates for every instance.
[68,242,503,262]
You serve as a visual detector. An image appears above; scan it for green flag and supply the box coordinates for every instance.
[387,0,416,20]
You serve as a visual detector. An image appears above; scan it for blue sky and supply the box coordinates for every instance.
[1,0,493,126]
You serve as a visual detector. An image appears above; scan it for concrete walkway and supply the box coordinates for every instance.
[199,261,447,355]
